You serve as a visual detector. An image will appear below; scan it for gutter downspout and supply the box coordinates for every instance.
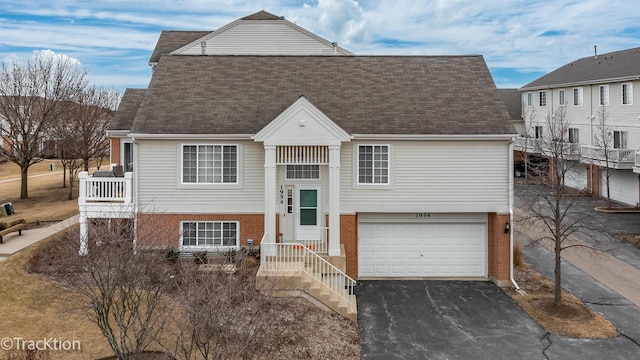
[509,139,520,290]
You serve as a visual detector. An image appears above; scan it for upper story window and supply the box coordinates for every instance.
[568,128,579,143]
[573,87,583,106]
[123,141,134,173]
[182,144,238,184]
[358,145,389,184]
[534,126,543,139]
[622,83,633,105]
[539,91,547,107]
[526,92,533,107]
[286,165,320,179]
[599,85,609,106]
[558,89,565,106]
[180,221,238,248]
[613,130,628,149]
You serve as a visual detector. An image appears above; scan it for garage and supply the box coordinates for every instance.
[358,214,487,278]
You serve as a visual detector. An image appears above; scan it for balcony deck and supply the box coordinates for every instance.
[581,146,635,170]
[78,171,135,218]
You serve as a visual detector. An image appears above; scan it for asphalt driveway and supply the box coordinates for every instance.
[357,280,546,359]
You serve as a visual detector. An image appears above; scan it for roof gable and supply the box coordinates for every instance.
[254,96,351,146]
[171,12,352,56]
[521,47,640,89]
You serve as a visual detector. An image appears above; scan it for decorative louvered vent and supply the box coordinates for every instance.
[276,146,328,165]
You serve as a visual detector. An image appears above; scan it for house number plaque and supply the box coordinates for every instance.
[416,213,431,218]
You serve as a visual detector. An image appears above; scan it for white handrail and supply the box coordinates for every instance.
[261,242,356,310]
[78,171,132,205]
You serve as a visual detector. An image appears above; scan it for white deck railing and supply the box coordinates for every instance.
[299,227,329,253]
[260,242,356,311]
[513,137,543,153]
[581,145,635,169]
[78,171,133,205]
[635,151,640,173]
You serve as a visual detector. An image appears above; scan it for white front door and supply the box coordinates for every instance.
[295,185,321,241]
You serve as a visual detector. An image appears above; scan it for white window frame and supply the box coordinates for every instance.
[285,164,320,180]
[622,83,633,105]
[599,85,609,106]
[526,92,533,107]
[179,220,239,250]
[354,144,392,188]
[539,91,547,107]
[573,87,583,106]
[121,139,134,173]
[613,130,628,149]
[568,128,579,144]
[558,89,565,106]
[179,143,242,188]
[534,126,543,139]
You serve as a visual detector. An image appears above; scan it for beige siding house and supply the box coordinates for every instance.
[79,11,517,318]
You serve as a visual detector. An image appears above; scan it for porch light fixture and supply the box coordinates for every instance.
[504,221,510,234]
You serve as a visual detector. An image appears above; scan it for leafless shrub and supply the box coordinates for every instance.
[1,350,51,360]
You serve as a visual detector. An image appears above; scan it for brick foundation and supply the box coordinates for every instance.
[137,213,264,249]
[487,213,511,285]
[340,214,358,279]
[587,164,600,194]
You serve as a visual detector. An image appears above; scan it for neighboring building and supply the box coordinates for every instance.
[517,47,640,205]
[79,11,517,318]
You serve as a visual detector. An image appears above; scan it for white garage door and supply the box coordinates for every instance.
[359,222,487,278]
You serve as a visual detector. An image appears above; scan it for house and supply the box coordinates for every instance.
[78,11,517,318]
[517,47,640,205]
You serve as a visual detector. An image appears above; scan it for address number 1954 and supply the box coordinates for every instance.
[416,213,431,218]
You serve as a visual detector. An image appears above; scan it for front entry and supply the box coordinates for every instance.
[281,185,321,242]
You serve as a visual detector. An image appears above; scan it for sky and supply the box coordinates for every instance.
[1,0,639,94]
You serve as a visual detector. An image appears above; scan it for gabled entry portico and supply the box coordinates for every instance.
[254,96,351,256]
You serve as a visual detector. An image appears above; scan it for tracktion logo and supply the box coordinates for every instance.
[1,337,81,351]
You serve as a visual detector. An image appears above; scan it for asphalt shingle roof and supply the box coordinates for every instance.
[149,31,211,63]
[127,55,515,136]
[110,89,145,131]
[498,89,522,121]
[521,47,640,89]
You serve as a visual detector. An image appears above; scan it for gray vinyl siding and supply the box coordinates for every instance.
[340,140,511,213]
[136,139,264,213]
[177,22,343,55]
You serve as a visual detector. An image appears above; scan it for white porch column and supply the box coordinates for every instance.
[79,212,88,256]
[264,145,277,256]
[328,145,341,256]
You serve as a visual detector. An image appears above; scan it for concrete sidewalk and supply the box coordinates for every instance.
[0,214,79,261]
[514,207,640,307]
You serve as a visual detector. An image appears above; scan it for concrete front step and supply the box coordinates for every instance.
[256,268,357,321]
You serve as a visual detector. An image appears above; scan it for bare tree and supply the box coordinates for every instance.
[56,217,176,360]
[0,53,86,198]
[52,87,118,199]
[518,107,595,306]
[593,107,614,209]
[165,259,304,360]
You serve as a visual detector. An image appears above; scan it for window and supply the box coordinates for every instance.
[539,91,547,107]
[286,165,320,179]
[180,221,238,248]
[613,131,628,149]
[123,142,134,172]
[358,145,389,184]
[622,83,633,105]
[526,92,533,107]
[568,128,579,143]
[599,85,609,106]
[534,126,543,139]
[573,87,583,106]
[182,145,237,184]
[558,89,565,106]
